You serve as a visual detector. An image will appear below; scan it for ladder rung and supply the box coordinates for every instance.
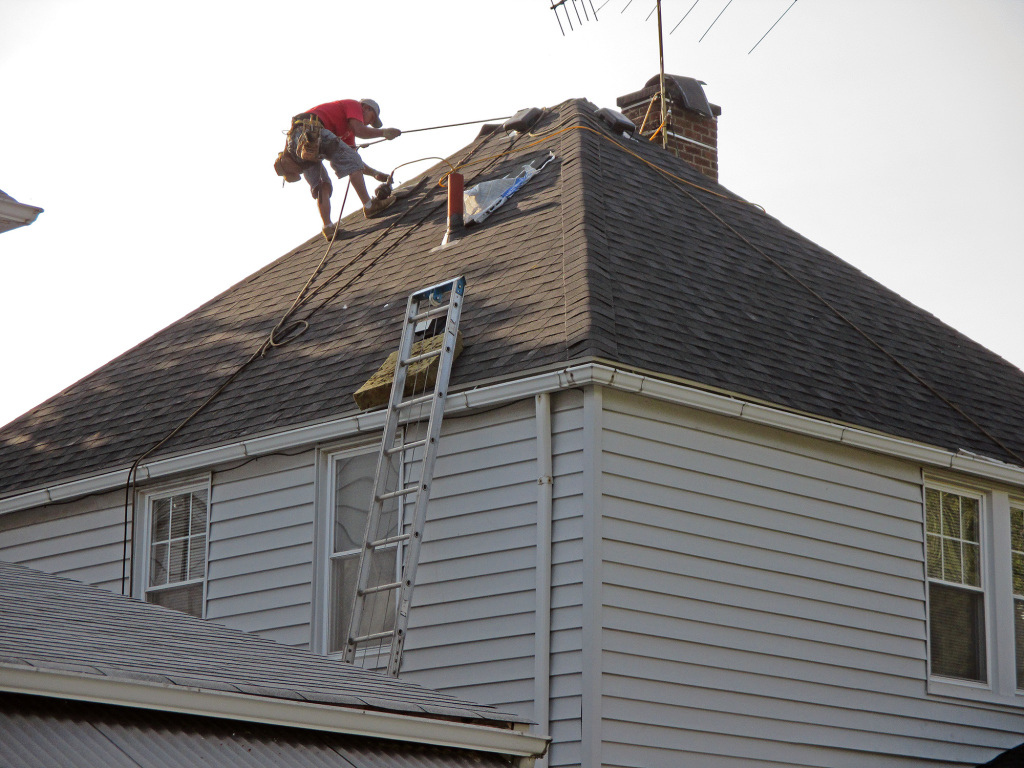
[350,628,397,644]
[401,347,442,366]
[409,304,451,323]
[385,438,427,456]
[377,484,419,502]
[369,533,411,548]
[360,580,401,596]
[397,392,436,410]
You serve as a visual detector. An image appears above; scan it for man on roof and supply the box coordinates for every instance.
[277,98,402,240]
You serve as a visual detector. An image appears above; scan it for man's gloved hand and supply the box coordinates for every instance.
[382,127,401,140]
[374,170,390,183]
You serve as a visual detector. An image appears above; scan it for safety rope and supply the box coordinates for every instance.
[357,116,511,148]
[120,125,512,598]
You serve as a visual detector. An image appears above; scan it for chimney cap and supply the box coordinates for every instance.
[643,75,718,118]
[617,76,721,119]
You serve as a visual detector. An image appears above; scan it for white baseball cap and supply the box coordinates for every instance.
[360,98,383,128]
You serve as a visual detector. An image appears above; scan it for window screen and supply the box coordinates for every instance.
[327,450,400,654]
[1012,504,1024,690]
[925,488,986,682]
[146,487,207,618]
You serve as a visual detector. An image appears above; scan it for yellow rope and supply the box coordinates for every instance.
[637,93,659,136]
[648,119,667,143]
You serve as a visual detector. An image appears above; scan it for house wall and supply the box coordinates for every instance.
[400,391,586,768]
[597,388,1024,768]
[0,392,587,767]
[204,450,316,648]
[0,488,128,595]
[8,381,1023,768]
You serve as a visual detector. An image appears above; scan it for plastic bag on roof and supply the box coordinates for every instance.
[464,152,555,225]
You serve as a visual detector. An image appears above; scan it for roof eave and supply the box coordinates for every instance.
[0,664,549,759]
[2,361,1021,517]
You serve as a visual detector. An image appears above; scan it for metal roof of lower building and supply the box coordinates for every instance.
[0,693,514,768]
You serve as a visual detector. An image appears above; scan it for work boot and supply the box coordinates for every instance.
[322,223,346,242]
[363,196,396,219]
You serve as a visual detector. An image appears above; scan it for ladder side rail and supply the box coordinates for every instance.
[386,285,464,676]
[343,294,420,663]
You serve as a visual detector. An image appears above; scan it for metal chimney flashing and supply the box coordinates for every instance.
[642,74,719,118]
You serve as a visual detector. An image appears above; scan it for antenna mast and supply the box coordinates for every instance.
[655,0,668,149]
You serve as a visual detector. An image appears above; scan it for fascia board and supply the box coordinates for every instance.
[0,665,549,758]
[145,443,248,478]
[739,402,848,442]
[3,363,1022,516]
[0,489,50,512]
[838,428,954,466]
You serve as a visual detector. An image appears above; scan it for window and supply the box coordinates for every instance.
[923,479,1024,705]
[1013,503,1024,689]
[320,444,403,655]
[140,481,209,618]
[925,487,986,681]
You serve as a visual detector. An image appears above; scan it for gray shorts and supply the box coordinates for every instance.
[287,126,365,195]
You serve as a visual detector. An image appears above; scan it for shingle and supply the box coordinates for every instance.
[0,561,527,727]
[1,99,1022,499]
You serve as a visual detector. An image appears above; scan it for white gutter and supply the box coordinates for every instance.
[533,393,553,768]
[3,362,1021,516]
[0,665,549,759]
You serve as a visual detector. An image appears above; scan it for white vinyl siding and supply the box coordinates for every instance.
[205,451,316,647]
[397,391,586,768]
[597,388,1024,767]
[0,489,128,594]
[400,398,540,706]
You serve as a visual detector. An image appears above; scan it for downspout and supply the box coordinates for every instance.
[533,393,554,768]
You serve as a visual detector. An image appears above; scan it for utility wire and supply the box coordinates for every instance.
[670,0,700,34]
[580,128,1022,466]
[749,0,797,54]
[507,113,1024,467]
[699,0,733,42]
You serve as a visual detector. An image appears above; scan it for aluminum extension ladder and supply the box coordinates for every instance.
[343,276,466,676]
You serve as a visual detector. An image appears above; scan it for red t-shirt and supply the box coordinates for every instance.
[308,100,364,146]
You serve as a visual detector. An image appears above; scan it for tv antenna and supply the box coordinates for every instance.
[548,0,598,35]
[545,0,800,149]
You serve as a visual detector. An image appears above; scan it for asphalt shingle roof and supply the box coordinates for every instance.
[0,560,525,725]
[1,98,1022,497]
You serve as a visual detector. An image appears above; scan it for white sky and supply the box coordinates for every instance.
[2,0,1022,429]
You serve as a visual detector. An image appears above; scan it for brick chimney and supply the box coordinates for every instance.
[616,75,721,182]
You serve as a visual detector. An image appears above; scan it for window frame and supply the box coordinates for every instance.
[923,475,1023,706]
[1011,496,1024,692]
[313,439,404,657]
[134,475,212,619]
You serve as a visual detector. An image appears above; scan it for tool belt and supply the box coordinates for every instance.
[274,151,307,183]
[291,113,323,162]
[273,113,323,182]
